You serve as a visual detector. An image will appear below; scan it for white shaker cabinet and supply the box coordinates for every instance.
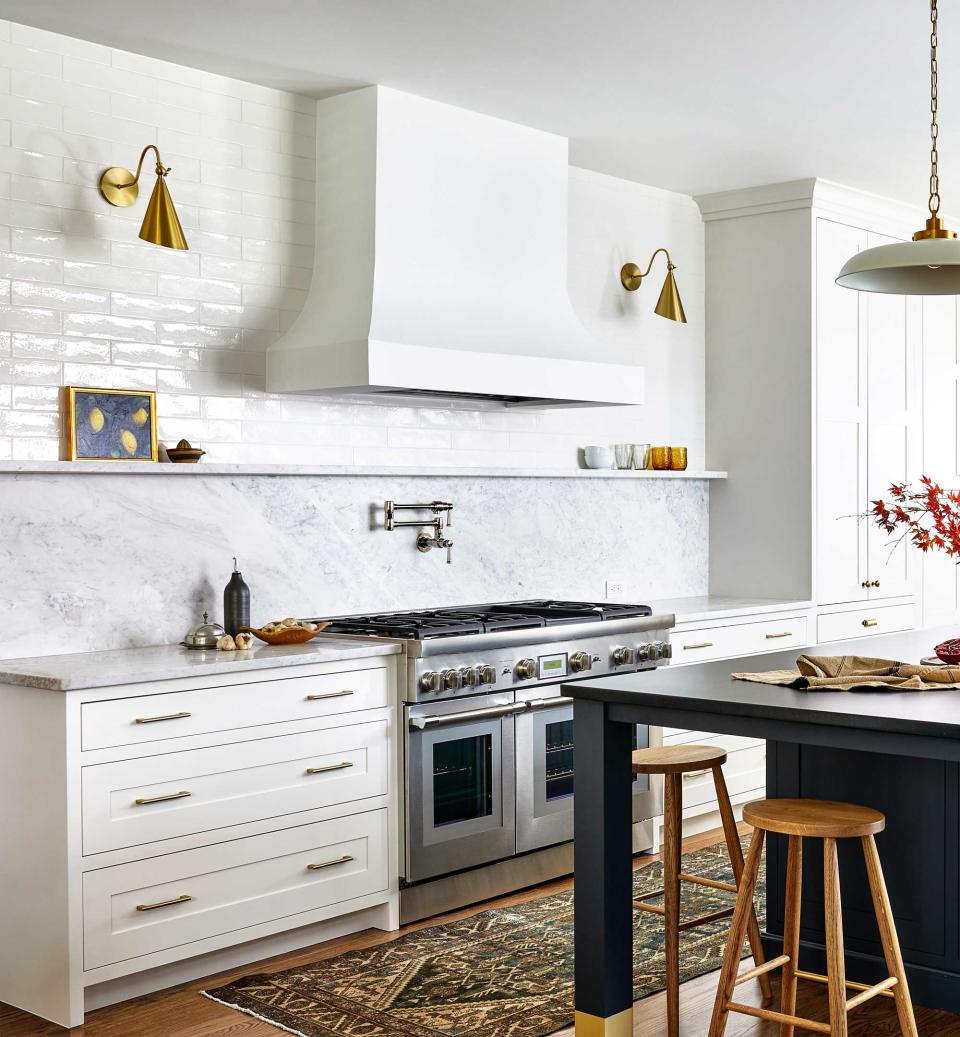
[699,180,924,632]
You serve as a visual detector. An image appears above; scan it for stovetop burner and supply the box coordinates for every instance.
[316,599,653,640]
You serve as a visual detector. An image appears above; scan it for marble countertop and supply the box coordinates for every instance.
[648,595,813,625]
[0,639,402,691]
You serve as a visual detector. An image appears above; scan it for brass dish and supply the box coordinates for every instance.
[167,438,205,463]
[241,622,330,646]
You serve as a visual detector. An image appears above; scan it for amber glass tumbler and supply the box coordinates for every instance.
[650,446,671,470]
[670,447,688,471]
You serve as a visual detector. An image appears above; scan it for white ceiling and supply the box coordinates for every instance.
[2,0,954,205]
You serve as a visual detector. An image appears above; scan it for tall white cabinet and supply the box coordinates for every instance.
[698,179,937,634]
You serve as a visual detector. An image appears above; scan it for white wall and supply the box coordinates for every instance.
[0,20,706,470]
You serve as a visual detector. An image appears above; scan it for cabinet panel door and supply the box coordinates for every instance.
[922,296,960,627]
[816,219,869,604]
[865,233,921,601]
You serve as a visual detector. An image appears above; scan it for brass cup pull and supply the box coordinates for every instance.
[861,580,881,589]
[305,762,353,775]
[136,894,193,912]
[683,768,712,780]
[862,619,878,628]
[134,711,191,725]
[765,632,793,639]
[307,854,354,871]
[135,790,192,806]
[305,690,354,702]
[682,642,714,650]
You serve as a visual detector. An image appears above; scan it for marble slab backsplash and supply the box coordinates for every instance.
[0,472,708,659]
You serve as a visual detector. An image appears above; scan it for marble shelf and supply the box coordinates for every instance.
[0,461,727,479]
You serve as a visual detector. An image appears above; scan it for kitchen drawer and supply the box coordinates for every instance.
[81,665,390,751]
[82,808,389,970]
[816,603,917,644]
[672,616,808,665]
[677,744,766,812]
[663,730,762,755]
[82,719,388,855]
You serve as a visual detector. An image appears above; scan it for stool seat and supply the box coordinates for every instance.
[631,743,727,774]
[743,798,886,839]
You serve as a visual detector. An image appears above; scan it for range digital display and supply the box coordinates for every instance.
[538,652,568,679]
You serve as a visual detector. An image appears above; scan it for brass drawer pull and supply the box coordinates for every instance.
[305,690,354,702]
[682,642,714,650]
[307,854,354,871]
[861,580,881,589]
[683,768,712,779]
[134,711,191,725]
[305,761,354,775]
[862,619,878,628]
[765,632,793,639]
[135,790,192,806]
[136,894,193,912]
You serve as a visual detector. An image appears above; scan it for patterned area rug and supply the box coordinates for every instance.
[204,839,765,1037]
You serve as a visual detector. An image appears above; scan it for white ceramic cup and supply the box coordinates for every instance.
[632,443,651,470]
[583,445,615,469]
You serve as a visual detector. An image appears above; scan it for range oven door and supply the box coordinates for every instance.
[516,694,663,854]
[405,693,522,883]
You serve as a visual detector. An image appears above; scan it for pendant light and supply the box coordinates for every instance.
[836,0,960,294]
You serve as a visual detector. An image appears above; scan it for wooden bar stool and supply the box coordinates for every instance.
[708,798,919,1037]
[631,745,772,1037]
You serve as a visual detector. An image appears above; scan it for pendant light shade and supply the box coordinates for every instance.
[654,266,687,322]
[139,171,188,251]
[836,237,960,294]
[838,0,960,295]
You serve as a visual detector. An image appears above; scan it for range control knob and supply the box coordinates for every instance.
[612,646,636,667]
[419,671,442,693]
[477,664,496,686]
[459,666,479,688]
[659,641,673,659]
[569,651,591,673]
[515,658,537,680]
[441,668,462,690]
[637,643,658,663]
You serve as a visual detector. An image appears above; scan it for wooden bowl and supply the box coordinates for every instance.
[241,622,330,645]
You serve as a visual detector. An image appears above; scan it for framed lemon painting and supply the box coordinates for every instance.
[65,387,158,462]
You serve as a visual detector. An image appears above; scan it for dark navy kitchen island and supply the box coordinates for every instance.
[566,625,960,1036]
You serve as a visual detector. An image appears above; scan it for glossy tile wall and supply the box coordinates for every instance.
[0,20,706,469]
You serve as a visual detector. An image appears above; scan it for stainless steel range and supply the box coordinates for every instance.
[316,599,675,921]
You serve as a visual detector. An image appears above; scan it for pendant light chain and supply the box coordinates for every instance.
[930,0,941,215]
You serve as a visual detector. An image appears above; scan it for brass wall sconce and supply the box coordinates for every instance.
[620,248,686,323]
[99,145,188,251]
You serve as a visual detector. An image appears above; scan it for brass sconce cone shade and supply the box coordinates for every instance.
[140,172,188,251]
[654,267,686,323]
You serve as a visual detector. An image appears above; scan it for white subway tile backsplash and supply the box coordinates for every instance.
[0,19,704,472]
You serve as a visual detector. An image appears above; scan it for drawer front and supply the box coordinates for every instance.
[83,808,389,970]
[679,744,766,811]
[816,603,917,644]
[82,719,389,855]
[671,616,808,665]
[663,730,762,754]
[81,665,390,751]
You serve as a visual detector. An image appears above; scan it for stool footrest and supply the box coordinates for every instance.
[733,954,790,987]
[845,976,899,1011]
[678,872,739,894]
[727,1000,832,1034]
[677,905,735,932]
[795,969,897,1001]
[632,899,665,916]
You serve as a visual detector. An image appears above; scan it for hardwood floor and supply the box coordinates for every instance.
[2,824,957,1036]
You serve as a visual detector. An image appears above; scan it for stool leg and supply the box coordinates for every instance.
[663,772,682,1037]
[861,835,919,1037]
[708,827,766,1037]
[780,835,803,1037]
[823,838,848,1037]
[713,763,772,1002]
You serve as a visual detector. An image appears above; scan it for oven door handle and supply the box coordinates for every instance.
[523,696,575,712]
[409,702,526,730]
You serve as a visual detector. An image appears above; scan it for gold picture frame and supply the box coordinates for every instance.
[64,387,158,462]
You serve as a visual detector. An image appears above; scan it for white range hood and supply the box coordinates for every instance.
[267,87,644,408]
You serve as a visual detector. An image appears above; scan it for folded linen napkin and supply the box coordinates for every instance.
[731,654,960,691]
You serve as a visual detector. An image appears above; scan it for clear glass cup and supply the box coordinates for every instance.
[613,443,634,469]
[650,446,671,470]
[632,444,651,470]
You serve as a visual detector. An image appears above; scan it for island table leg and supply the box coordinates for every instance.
[573,698,635,1037]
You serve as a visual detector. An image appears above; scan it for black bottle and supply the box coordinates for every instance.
[223,557,251,637]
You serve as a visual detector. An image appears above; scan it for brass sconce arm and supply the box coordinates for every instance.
[619,247,686,323]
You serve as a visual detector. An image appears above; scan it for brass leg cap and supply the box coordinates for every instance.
[574,1008,634,1037]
